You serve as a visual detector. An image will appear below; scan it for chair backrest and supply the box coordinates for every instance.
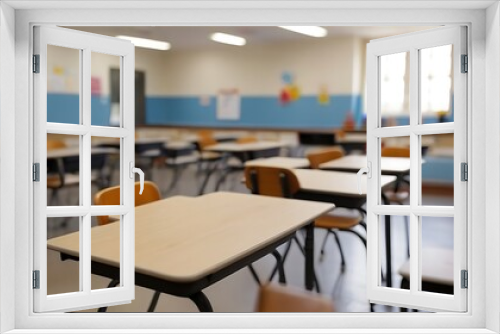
[197,129,214,139]
[198,136,218,150]
[244,166,300,198]
[47,139,67,150]
[237,136,258,144]
[307,147,345,169]
[256,283,335,312]
[381,146,410,158]
[94,181,161,225]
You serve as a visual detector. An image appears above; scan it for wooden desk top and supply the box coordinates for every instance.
[336,134,367,143]
[292,169,396,197]
[47,147,118,159]
[47,192,333,283]
[245,157,310,169]
[205,141,286,153]
[319,155,411,174]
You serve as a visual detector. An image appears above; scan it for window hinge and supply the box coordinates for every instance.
[33,270,40,289]
[33,54,40,73]
[461,162,468,181]
[461,270,468,289]
[33,163,40,182]
[461,54,468,73]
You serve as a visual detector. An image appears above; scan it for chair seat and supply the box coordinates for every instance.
[257,283,334,312]
[315,213,362,229]
[398,247,453,286]
[384,190,409,203]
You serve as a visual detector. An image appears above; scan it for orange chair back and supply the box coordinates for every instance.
[197,129,214,139]
[94,181,161,225]
[244,166,300,198]
[381,146,410,158]
[47,139,67,150]
[198,136,218,150]
[257,283,335,312]
[237,136,258,144]
[307,147,345,169]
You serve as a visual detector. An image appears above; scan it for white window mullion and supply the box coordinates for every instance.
[409,47,419,295]
[46,123,88,135]
[81,47,92,294]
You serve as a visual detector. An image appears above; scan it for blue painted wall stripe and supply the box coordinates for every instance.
[47,94,111,126]
[145,95,362,129]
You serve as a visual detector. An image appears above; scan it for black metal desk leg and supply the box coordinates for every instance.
[304,222,315,291]
[382,194,392,288]
[189,291,214,312]
[198,160,218,195]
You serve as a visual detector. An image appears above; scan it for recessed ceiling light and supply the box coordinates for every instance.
[279,26,328,38]
[116,35,171,51]
[210,32,246,46]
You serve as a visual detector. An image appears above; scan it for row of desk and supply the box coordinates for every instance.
[46,139,411,312]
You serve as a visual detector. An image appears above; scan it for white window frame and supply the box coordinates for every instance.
[366,26,467,312]
[33,26,136,313]
[1,2,498,333]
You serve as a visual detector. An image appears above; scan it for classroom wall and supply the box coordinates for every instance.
[152,36,364,128]
[46,34,366,128]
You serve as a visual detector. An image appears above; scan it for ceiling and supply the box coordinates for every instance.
[66,26,436,51]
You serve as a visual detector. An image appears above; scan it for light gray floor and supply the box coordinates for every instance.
[46,160,453,313]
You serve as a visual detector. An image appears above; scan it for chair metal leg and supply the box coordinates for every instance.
[247,264,262,285]
[97,279,120,312]
[147,291,161,312]
[319,231,330,262]
[331,230,346,272]
[270,250,286,284]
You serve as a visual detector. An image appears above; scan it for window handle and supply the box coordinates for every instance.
[129,162,144,195]
[357,162,371,195]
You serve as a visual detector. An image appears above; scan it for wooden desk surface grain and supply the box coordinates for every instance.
[47,192,333,283]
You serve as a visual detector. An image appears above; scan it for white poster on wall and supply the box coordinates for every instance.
[217,89,240,120]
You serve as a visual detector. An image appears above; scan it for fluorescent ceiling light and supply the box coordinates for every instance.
[279,26,328,38]
[116,35,170,50]
[210,32,246,46]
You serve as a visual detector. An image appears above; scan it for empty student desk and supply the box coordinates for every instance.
[319,155,411,177]
[47,192,333,312]
[199,141,287,194]
[335,133,366,153]
[291,169,398,287]
[245,157,310,169]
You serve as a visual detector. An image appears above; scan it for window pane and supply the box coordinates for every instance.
[91,52,121,127]
[380,52,409,127]
[47,45,80,124]
[421,134,454,206]
[91,216,122,290]
[381,137,410,206]
[420,216,454,294]
[47,134,80,206]
[47,216,80,295]
[91,137,121,206]
[420,45,453,124]
[379,215,410,290]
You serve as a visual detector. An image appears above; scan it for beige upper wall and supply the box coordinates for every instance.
[46,35,366,96]
[161,36,363,96]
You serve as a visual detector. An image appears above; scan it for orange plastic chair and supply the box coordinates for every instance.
[47,139,67,150]
[237,136,258,144]
[94,181,161,225]
[256,283,335,312]
[306,147,345,169]
[381,146,410,158]
[244,166,366,278]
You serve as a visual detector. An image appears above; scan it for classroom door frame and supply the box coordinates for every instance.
[2,2,497,333]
